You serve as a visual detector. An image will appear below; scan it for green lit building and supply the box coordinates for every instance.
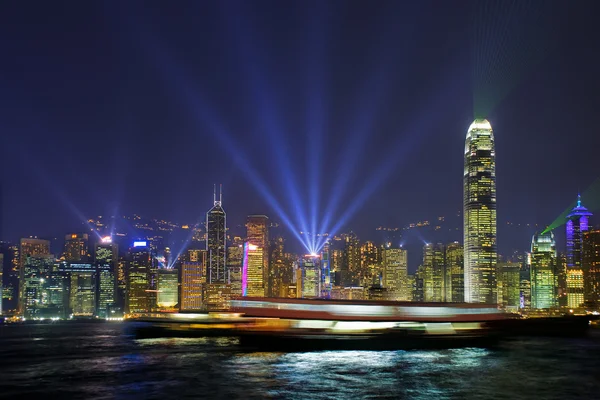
[530,231,557,309]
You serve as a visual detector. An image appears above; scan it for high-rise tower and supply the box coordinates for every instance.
[246,215,269,293]
[463,119,497,303]
[206,185,226,284]
[566,194,592,308]
[530,231,557,309]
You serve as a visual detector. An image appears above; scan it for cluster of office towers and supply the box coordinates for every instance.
[2,119,600,317]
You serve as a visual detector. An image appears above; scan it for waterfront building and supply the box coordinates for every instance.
[530,231,558,309]
[445,242,464,302]
[583,227,600,307]
[497,262,521,311]
[320,243,332,298]
[295,255,321,298]
[0,243,19,313]
[246,215,269,294]
[227,243,244,297]
[414,265,425,302]
[341,233,360,287]
[381,247,410,301]
[566,195,592,308]
[206,185,227,284]
[95,237,118,317]
[181,255,206,311]
[242,243,264,297]
[156,268,178,310]
[519,258,532,310]
[422,243,445,302]
[64,262,96,316]
[22,255,54,318]
[19,238,51,313]
[126,243,152,314]
[464,119,497,303]
[360,241,381,287]
[63,233,90,262]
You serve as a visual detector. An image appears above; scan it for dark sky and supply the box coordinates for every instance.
[1,0,600,264]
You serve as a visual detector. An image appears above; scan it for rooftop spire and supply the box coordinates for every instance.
[577,193,582,207]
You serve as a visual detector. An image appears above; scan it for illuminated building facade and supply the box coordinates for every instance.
[0,243,19,313]
[246,215,269,294]
[156,269,178,309]
[422,243,445,302]
[65,263,96,316]
[242,243,264,297]
[530,231,557,309]
[519,259,532,310]
[22,255,54,318]
[63,233,90,262]
[463,119,497,303]
[206,186,226,283]
[445,242,464,302]
[19,238,51,313]
[269,236,291,298]
[126,243,152,314]
[95,239,118,317]
[227,243,244,297]
[320,243,332,298]
[341,233,360,286]
[295,255,321,298]
[181,255,206,311]
[497,262,521,310]
[566,195,592,308]
[381,247,410,301]
[583,228,600,307]
[360,241,380,287]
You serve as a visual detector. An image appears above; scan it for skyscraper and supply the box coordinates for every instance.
[95,237,118,318]
[242,243,264,297]
[341,233,360,287]
[445,242,464,302]
[64,262,96,316]
[180,250,206,311]
[530,231,557,310]
[63,233,90,262]
[22,255,54,318]
[463,119,497,303]
[583,227,600,307]
[126,242,152,314]
[566,195,592,308]
[156,269,178,310]
[497,262,521,310]
[381,246,410,301]
[206,185,226,283]
[227,242,244,297]
[19,238,51,313]
[246,215,269,293]
[422,243,445,302]
[295,255,321,298]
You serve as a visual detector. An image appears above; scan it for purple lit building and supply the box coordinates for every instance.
[566,194,592,308]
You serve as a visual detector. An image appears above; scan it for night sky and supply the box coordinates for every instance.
[1,1,600,265]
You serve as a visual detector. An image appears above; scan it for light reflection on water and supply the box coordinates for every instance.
[0,324,599,399]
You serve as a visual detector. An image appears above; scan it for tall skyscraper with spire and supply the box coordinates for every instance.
[206,185,227,283]
[463,119,497,303]
[566,194,592,308]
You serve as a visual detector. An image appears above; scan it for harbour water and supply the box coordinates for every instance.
[0,322,599,399]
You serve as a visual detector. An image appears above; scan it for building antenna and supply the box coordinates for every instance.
[213,184,216,205]
[219,184,223,203]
